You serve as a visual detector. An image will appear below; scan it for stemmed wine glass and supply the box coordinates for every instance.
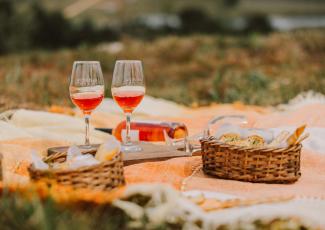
[69,61,104,149]
[112,60,145,152]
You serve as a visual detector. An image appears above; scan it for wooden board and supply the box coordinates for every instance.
[47,142,191,166]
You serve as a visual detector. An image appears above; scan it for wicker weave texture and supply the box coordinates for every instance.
[201,138,301,184]
[29,152,125,191]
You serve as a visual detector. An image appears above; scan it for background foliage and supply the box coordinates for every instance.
[0,0,324,111]
[0,30,324,110]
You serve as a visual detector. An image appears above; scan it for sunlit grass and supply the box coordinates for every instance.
[0,30,325,111]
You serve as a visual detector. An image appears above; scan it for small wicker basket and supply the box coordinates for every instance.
[28,151,125,191]
[201,137,302,184]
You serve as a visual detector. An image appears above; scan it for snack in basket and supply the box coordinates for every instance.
[219,133,241,143]
[216,124,307,149]
[64,145,100,169]
[245,135,265,147]
[95,138,121,162]
[218,134,265,147]
[244,128,274,144]
[225,135,264,147]
[68,154,100,169]
[286,124,307,146]
[227,140,247,146]
[32,141,120,171]
[39,138,121,171]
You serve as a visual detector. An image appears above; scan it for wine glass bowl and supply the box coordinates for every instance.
[69,61,104,148]
[112,86,145,113]
[112,60,145,152]
[70,88,104,114]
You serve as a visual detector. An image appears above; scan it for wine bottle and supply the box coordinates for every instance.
[96,120,188,142]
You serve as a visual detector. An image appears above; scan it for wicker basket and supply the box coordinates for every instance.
[28,151,125,191]
[201,137,302,184]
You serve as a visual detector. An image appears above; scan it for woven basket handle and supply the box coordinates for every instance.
[203,115,247,138]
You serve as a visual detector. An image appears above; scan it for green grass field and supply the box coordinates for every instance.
[0,30,325,112]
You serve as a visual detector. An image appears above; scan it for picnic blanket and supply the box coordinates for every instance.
[0,98,325,199]
[124,103,325,199]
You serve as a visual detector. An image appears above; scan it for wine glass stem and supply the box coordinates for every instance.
[125,112,132,145]
[85,114,90,146]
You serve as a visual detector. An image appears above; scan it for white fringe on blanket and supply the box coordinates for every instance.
[114,184,325,229]
[278,90,325,111]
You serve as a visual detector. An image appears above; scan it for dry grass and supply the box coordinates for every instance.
[0,30,325,111]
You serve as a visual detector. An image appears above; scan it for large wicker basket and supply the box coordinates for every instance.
[201,137,302,184]
[28,151,125,191]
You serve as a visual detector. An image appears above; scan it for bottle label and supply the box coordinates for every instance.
[121,129,140,142]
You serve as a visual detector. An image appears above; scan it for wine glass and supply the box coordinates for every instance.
[69,61,104,149]
[111,60,145,152]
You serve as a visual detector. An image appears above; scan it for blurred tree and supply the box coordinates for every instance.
[0,1,35,53]
[75,19,119,44]
[0,1,119,54]
[244,14,272,33]
[0,1,14,53]
[179,8,220,34]
[223,0,240,8]
[31,3,73,49]
[0,0,274,54]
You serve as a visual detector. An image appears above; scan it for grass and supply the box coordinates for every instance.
[0,189,313,230]
[0,29,325,112]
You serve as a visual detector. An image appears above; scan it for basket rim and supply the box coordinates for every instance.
[28,152,123,174]
[201,137,302,152]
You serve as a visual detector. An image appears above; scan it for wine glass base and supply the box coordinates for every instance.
[121,144,142,153]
